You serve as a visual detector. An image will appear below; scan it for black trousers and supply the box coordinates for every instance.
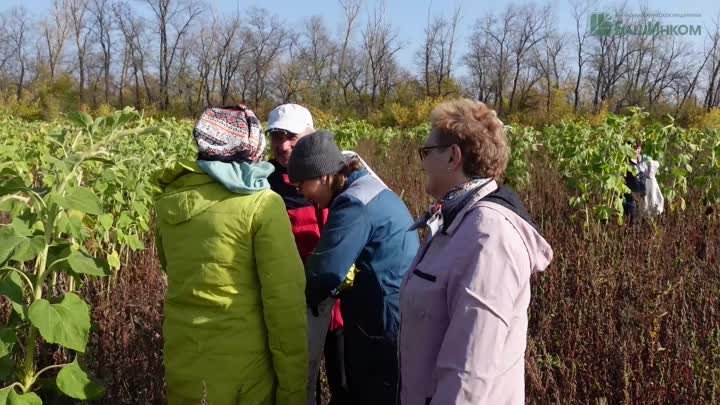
[343,324,399,405]
[623,194,637,219]
[327,328,350,405]
[317,328,350,405]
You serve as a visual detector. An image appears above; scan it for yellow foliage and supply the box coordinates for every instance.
[548,88,576,122]
[141,104,160,119]
[307,105,335,127]
[388,103,411,127]
[78,103,92,114]
[504,87,578,127]
[688,107,720,129]
[383,97,447,128]
[588,103,610,127]
[94,103,115,117]
[0,91,43,120]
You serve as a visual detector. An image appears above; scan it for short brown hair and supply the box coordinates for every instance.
[429,99,509,179]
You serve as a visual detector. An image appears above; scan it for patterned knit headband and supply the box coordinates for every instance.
[193,105,265,163]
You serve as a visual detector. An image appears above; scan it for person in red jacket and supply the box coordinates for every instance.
[266,104,348,405]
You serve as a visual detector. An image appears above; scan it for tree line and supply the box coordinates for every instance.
[1,0,720,123]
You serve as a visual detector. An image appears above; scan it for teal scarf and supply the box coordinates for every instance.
[197,160,275,194]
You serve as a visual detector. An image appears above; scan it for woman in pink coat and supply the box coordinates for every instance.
[399,99,553,405]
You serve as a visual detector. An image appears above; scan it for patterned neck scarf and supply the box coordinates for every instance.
[410,178,494,235]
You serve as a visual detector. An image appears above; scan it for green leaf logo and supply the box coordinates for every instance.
[590,13,613,36]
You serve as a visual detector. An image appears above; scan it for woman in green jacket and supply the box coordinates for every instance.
[154,105,307,405]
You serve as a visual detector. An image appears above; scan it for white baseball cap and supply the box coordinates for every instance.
[267,104,314,135]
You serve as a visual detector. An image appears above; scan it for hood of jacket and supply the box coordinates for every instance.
[154,159,275,225]
[154,160,224,225]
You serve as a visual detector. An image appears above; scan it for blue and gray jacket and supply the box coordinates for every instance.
[305,169,420,340]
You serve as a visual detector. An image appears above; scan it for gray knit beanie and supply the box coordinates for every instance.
[288,131,346,183]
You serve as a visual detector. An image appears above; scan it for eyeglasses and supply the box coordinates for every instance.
[268,129,298,141]
[418,144,455,161]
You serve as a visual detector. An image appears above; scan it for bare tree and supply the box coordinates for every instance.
[619,8,654,108]
[296,16,336,105]
[273,33,308,103]
[0,17,12,76]
[239,7,289,107]
[118,37,130,106]
[114,1,153,106]
[703,16,720,110]
[216,14,251,105]
[0,0,715,117]
[418,3,461,97]
[339,47,365,106]
[67,0,91,102]
[613,21,693,112]
[645,38,693,107]
[173,34,196,113]
[4,7,32,100]
[571,0,593,112]
[534,29,567,113]
[336,0,361,106]
[482,7,515,114]
[142,0,203,109]
[41,1,70,81]
[86,50,105,105]
[465,21,494,103]
[672,19,717,115]
[88,0,113,103]
[507,4,549,112]
[420,3,438,98]
[361,2,402,107]
[588,5,639,112]
[192,15,219,107]
[441,5,461,96]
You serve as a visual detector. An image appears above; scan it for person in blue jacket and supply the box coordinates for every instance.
[288,130,420,405]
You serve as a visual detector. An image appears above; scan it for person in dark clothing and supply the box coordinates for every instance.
[624,141,646,221]
[288,131,420,405]
[266,104,349,405]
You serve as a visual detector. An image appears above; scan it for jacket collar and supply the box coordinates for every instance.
[443,179,498,236]
[346,169,368,186]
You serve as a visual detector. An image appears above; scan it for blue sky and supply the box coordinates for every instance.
[3,0,719,74]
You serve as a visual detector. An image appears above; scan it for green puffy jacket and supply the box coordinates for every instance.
[154,160,307,405]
